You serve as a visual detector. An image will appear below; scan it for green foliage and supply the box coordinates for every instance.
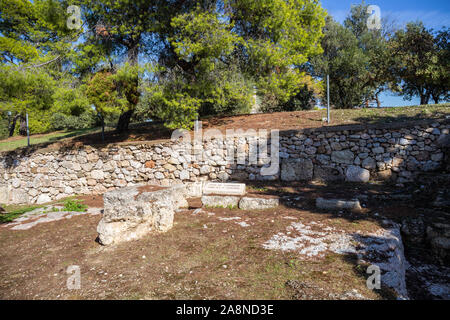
[50,80,95,130]
[262,75,323,112]
[0,112,9,139]
[429,28,450,103]
[0,0,88,135]
[50,111,97,131]
[85,63,141,120]
[0,66,55,114]
[310,16,371,109]
[390,23,449,104]
[0,66,57,134]
[0,205,40,223]
[308,2,405,109]
[85,71,122,118]
[62,199,87,212]
[52,83,91,117]
[155,0,326,126]
[151,90,202,130]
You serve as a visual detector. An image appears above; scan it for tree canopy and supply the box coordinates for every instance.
[0,1,448,138]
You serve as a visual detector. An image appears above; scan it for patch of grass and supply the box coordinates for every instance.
[0,127,100,152]
[0,205,40,223]
[250,186,269,192]
[62,199,87,212]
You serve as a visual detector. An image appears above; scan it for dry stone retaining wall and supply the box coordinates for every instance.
[0,119,448,205]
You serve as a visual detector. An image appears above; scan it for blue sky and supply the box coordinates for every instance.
[321,0,450,29]
[320,0,449,106]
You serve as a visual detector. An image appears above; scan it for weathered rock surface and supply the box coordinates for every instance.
[313,166,344,182]
[201,195,240,208]
[346,166,370,183]
[401,217,426,245]
[281,159,313,181]
[203,182,246,196]
[239,197,279,210]
[263,219,408,299]
[316,197,362,211]
[427,222,450,266]
[331,150,354,165]
[0,186,8,204]
[97,184,188,246]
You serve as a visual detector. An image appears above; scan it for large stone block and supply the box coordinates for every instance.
[280,159,313,181]
[331,150,355,165]
[97,184,188,246]
[316,197,362,212]
[203,182,246,196]
[36,193,51,204]
[0,186,9,204]
[201,195,240,208]
[346,166,370,183]
[239,197,279,210]
[313,166,344,182]
[185,182,203,198]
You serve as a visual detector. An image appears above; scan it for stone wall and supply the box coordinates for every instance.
[0,119,448,205]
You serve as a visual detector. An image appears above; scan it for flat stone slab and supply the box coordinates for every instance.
[203,182,246,196]
[201,195,240,208]
[316,198,362,212]
[262,219,408,299]
[239,197,279,210]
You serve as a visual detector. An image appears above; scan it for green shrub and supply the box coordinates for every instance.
[62,199,87,212]
[50,111,98,131]
[0,206,40,223]
[0,114,9,140]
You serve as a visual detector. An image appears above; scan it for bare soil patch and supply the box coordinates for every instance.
[0,181,418,300]
[76,195,104,209]
[136,185,167,194]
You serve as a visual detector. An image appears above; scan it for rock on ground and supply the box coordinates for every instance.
[97,184,188,246]
[316,197,362,212]
[238,197,279,210]
[201,195,240,208]
[263,220,409,299]
[346,166,370,183]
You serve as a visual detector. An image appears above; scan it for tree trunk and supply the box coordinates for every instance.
[432,93,440,104]
[19,115,27,136]
[425,92,431,105]
[115,43,139,133]
[9,115,19,137]
[375,93,381,108]
[116,109,133,133]
[420,92,429,105]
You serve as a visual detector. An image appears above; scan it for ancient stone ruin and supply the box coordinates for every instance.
[97,182,279,245]
[97,184,188,245]
[1,120,448,205]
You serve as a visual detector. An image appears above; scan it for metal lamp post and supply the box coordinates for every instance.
[327,75,330,124]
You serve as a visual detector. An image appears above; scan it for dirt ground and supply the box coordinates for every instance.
[0,181,421,300]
